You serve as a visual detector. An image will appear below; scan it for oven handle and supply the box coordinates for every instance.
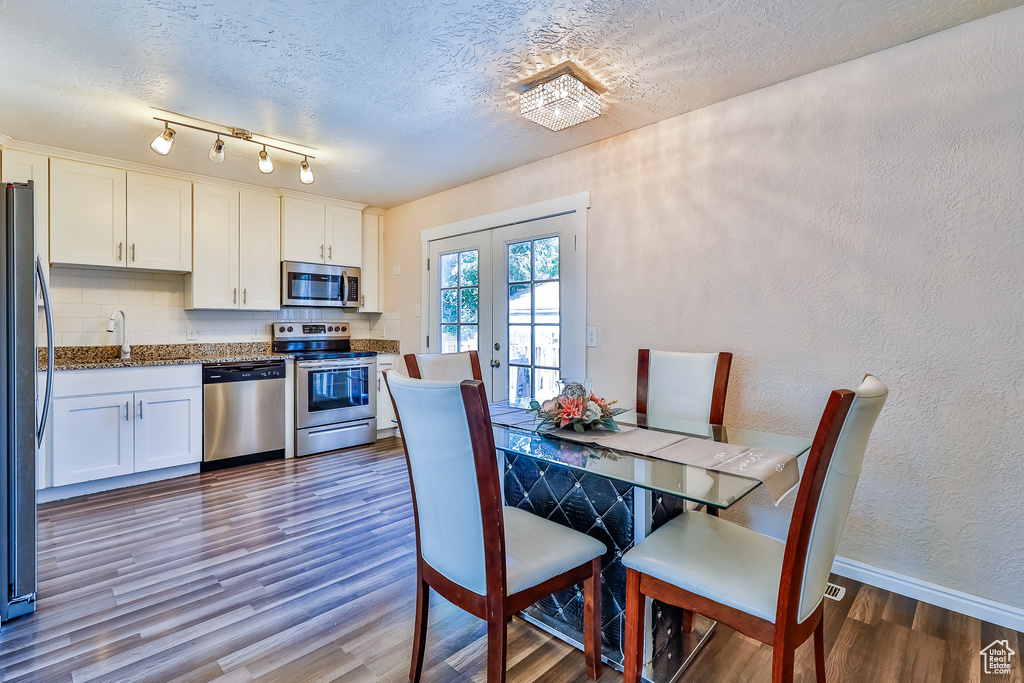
[297,359,375,370]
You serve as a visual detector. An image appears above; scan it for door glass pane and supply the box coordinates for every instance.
[534,237,559,280]
[439,248,479,354]
[508,325,532,365]
[509,366,532,400]
[508,242,531,282]
[505,237,560,398]
[508,284,531,324]
[440,253,459,288]
[534,282,559,324]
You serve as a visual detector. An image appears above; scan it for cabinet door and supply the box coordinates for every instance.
[326,204,361,266]
[376,355,397,430]
[281,197,326,263]
[188,183,239,309]
[134,387,203,472]
[1,150,49,298]
[49,158,127,268]
[52,393,134,486]
[127,172,192,271]
[360,212,381,312]
[239,191,281,310]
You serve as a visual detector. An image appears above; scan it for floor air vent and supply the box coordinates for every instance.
[824,583,847,601]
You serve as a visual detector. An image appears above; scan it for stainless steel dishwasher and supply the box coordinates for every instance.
[202,360,286,471]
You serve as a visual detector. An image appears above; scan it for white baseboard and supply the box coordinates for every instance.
[831,556,1024,632]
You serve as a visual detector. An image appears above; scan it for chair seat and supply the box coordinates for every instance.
[621,512,785,623]
[503,506,606,595]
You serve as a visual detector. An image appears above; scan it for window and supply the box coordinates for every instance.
[439,249,479,353]
[507,236,560,400]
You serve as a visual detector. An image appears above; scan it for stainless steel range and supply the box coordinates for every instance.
[272,322,377,456]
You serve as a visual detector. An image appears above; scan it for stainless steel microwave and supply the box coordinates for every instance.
[282,261,361,308]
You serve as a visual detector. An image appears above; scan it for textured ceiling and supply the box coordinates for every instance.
[0,0,1019,208]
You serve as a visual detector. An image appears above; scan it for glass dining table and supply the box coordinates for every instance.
[489,400,813,683]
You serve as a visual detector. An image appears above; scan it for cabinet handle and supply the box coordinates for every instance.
[233,288,237,304]
[377,377,381,391]
[328,245,332,260]
[243,288,247,304]
[124,401,130,421]
[321,244,324,259]
[118,242,123,261]
[131,243,136,262]
[138,401,143,420]
[361,294,365,307]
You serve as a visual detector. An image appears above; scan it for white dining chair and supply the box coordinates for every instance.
[404,350,483,381]
[636,349,733,425]
[384,371,607,682]
[621,374,888,683]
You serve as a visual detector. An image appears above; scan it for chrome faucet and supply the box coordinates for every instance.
[106,309,131,359]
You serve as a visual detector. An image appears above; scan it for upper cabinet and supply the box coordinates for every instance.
[360,211,382,312]
[282,197,361,266]
[0,149,49,294]
[49,159,191,272]
[186,184,280,310]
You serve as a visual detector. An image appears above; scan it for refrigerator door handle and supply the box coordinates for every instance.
[36,255,55,448]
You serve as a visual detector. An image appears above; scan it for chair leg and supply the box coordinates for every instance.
[682,609,695,632]
[623,568,645,683]
[814,618,827,683]
[583,557,603,680]
[486,611,508,683]
[409,572,429,682]
[771,642,795,683]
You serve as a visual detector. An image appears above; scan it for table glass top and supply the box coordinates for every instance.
[491,401,813,509]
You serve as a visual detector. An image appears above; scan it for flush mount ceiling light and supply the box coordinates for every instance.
[520,71,601,132]
[149,111,316,184]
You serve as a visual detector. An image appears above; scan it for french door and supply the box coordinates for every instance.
[427,211,585,402]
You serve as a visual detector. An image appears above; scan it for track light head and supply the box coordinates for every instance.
[258,147,273,174]
[208,137,225,164]
[150,124,175,155]
[299,157,314,185]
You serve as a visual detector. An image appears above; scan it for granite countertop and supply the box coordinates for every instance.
[39,339,402,371]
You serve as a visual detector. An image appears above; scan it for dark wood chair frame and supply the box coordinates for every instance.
[635,349,733,427]
[623,386,857,683]
[404,350,483,381]
[387,376,603,682]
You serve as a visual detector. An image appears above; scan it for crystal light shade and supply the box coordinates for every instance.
[520,73,600,132]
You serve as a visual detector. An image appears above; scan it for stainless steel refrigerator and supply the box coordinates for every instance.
[1,180,54,622]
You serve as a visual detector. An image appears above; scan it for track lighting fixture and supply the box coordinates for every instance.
[148,112,317,184]
[150,123,176,155]
[208,137,225,164]
[258,146,273,174]
[299,157,314,185]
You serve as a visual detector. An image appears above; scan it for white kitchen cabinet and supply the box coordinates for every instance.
[360,211,382,312]
[126,171,192,271]
[50,160,192,272]
[50,366,202,487]
[238,191,281,310]
[282,197,362,266]
[376,354,397,436]
[326,203,362,266]
[0,149,49,297]
[49,158,127,268]
[187,185,280,310]
[281,197,326,263]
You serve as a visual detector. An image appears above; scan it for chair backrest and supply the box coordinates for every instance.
[637,350,733,424]
[405,350,483,381]
[384,371,503,598]
[779,375,888,625]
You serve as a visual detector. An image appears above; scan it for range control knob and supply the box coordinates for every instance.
[278,326,285,332]
[287,326,293,332]
[327,326,334,332]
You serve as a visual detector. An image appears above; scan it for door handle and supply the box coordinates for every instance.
[490,359,501,368]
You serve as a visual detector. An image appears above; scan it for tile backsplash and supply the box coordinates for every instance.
[38,267,399,347]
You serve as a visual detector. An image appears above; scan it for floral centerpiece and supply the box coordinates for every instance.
[529,380,626,433]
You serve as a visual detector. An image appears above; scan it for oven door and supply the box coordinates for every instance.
[296,358,377,429]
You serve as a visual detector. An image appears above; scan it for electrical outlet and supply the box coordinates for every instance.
[414,304,421,317]
[185,326,198,341]
[586,327,598,347]
[251,326,263,340]
[393,264,401,276]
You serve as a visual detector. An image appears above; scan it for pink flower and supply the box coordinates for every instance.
[559,396,584,426]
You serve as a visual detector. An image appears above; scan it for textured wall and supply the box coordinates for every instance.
[384,8,1024,608]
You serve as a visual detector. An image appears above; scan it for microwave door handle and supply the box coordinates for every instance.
[342,270,349,305]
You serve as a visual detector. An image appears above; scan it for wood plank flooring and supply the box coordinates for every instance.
[0,437,1019,682]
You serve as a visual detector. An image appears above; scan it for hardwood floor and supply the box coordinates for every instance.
[1,437,1019,682]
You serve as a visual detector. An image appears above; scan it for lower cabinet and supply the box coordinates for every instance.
[376,354,397,434]
[50,366,202,487]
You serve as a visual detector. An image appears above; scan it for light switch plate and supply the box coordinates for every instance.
[586,327,598,347]
[393,264,401,276]
[185,326,198,341]
[415,304,421,318]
